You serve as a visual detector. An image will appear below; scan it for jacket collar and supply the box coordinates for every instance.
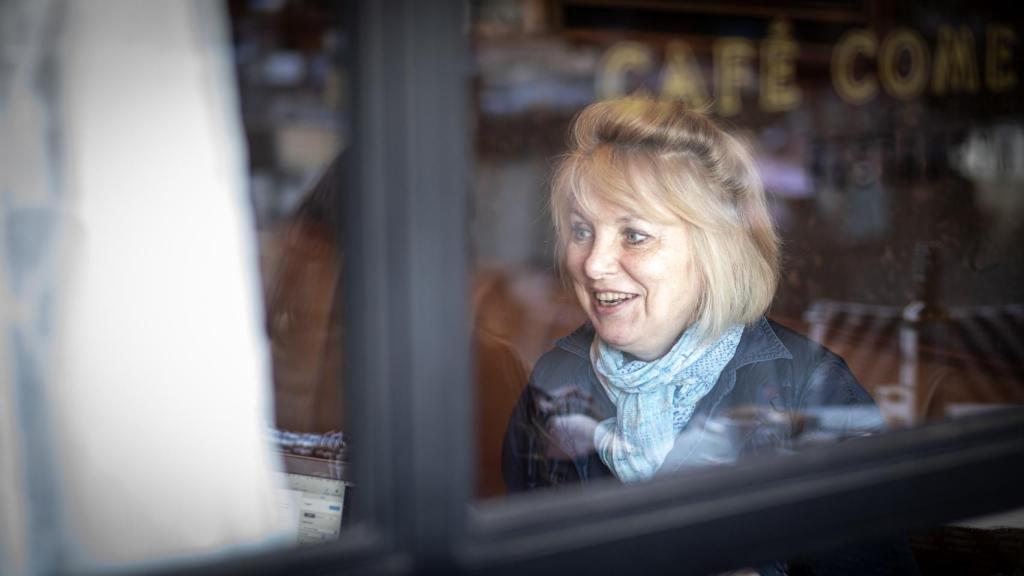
[554,316,792,370]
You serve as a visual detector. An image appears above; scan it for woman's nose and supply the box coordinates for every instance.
[583,239,619,279]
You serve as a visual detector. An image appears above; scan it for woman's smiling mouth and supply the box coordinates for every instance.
[593,291,638,308]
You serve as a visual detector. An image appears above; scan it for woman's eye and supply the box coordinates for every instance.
[624,230,650,245]
[571,225,592,242]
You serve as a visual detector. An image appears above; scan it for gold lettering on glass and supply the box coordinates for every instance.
[832,29,879,104]
[986,24,1017,92]
[760,20,802,112]
[932,25,980,95]
[661,41,710,107]
[879,28,930,100]
[597,42,654,99]
[714,37,756,116]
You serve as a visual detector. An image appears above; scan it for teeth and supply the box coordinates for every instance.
[595,291,634,303]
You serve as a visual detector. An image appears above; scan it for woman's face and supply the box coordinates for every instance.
[565,195,698,361]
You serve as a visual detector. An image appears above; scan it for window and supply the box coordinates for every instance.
[465,0,1024,573]
[470,0,1024,478]
[3,2,1024,576]
[229,0,354,544]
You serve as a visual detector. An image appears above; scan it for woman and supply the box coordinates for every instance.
[502,97,883,489]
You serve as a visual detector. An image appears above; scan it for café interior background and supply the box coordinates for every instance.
[248,0,1024,473]
[2,0,1023,574]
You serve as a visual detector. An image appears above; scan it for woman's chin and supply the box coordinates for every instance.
[595,330,638,353]
[596,329,671,360]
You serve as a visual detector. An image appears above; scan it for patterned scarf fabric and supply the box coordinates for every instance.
[591,324,744,482]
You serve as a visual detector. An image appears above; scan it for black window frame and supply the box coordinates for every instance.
[167,1,1024,575]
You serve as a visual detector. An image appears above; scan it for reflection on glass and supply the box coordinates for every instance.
[256,155,541,501]
[471,0,1024,500]
[471,2,1023,570]
[228,0,351,544]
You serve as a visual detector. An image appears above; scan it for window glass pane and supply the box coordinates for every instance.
[0,1,354,572]
[228,0,353,547]
[469,0,1024,518]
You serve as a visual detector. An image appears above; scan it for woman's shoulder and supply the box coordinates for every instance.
[760,318,848,371]
[758,318,874,406]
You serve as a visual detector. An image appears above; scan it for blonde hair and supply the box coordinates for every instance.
[550,97,780,343]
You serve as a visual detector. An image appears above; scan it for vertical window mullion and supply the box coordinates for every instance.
[344,0,471,570]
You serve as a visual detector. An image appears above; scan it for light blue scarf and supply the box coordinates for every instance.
[591,324,744,482]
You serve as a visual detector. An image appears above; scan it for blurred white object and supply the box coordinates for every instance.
[954,123,1024,247]
[1,1,291,574]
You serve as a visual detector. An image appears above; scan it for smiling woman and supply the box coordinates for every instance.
[500,98,917,572]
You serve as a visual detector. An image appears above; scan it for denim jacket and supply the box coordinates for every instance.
[502,317,883,491]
